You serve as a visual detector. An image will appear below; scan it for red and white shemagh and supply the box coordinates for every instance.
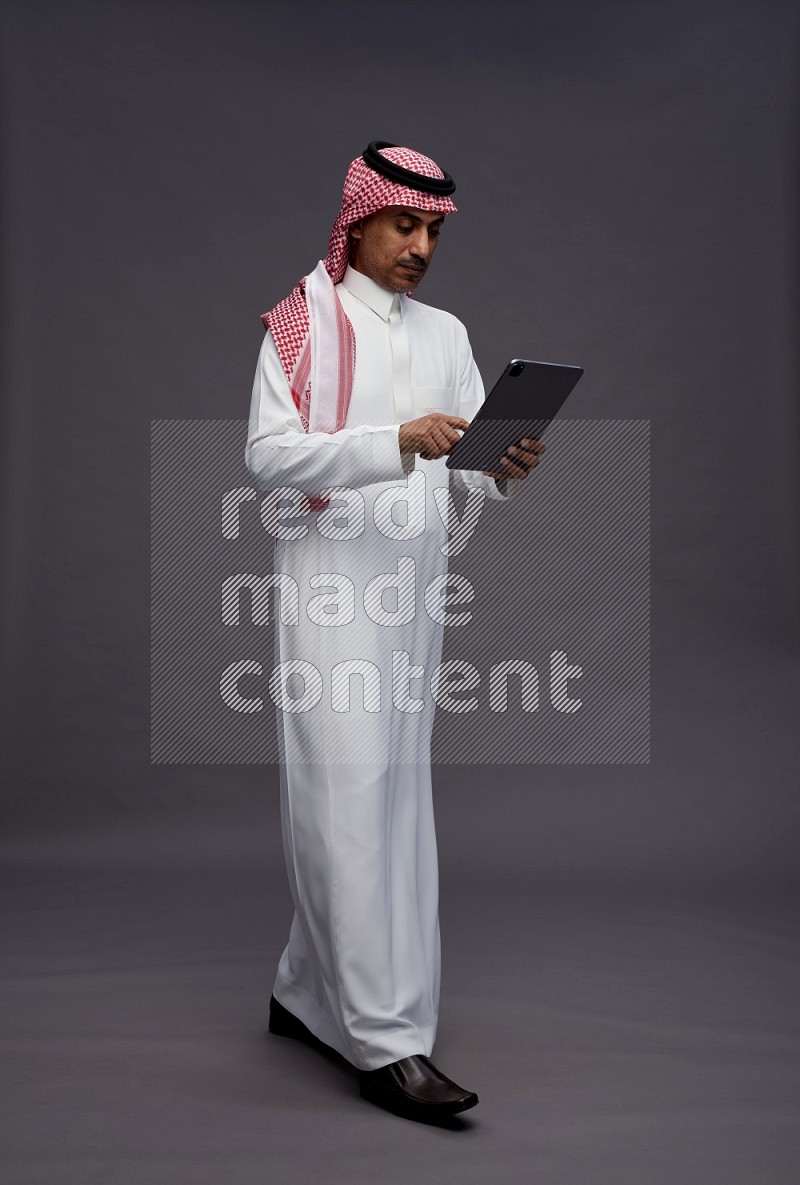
[261,146,458,438]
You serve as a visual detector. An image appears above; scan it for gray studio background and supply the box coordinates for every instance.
[1,1,799,1183]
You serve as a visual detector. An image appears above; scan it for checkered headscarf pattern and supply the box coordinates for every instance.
[261,146,458,432]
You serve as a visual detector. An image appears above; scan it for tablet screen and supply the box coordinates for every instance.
[445,358,583,471]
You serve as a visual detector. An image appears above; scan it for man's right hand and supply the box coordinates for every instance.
[398,414,470,461]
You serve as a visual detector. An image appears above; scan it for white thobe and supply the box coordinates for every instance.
[245,264,519,1070]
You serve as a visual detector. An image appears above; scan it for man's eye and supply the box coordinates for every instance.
[396,223,441,236]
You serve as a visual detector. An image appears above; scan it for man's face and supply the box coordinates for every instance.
[348,205,445,294]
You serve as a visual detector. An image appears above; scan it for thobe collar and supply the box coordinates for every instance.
[339,264,404,322]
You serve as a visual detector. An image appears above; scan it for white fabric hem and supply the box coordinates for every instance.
[272,975,436,1071]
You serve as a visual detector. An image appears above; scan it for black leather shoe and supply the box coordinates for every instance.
[359,1054,478,1120]
[268,994,330,1055]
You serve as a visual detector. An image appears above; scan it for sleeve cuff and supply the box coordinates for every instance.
[492,476,522,499]
[371,424,411,481]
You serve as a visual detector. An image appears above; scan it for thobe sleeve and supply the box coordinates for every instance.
[245,330,415,496]
[452,321,522,502]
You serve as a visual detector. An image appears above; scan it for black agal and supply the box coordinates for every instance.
[361,141,456,196]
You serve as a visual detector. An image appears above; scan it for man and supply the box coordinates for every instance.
[245,142,543,1122]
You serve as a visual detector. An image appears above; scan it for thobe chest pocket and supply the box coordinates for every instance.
[412,386,456,414]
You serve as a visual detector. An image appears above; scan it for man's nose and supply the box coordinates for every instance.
[409,230,432,260]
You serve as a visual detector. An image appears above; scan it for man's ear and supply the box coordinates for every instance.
[349,218,363,241]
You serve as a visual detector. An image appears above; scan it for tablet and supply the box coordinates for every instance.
[445,358,584,471]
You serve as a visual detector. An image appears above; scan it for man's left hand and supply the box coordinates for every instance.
[482,437,545,480]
